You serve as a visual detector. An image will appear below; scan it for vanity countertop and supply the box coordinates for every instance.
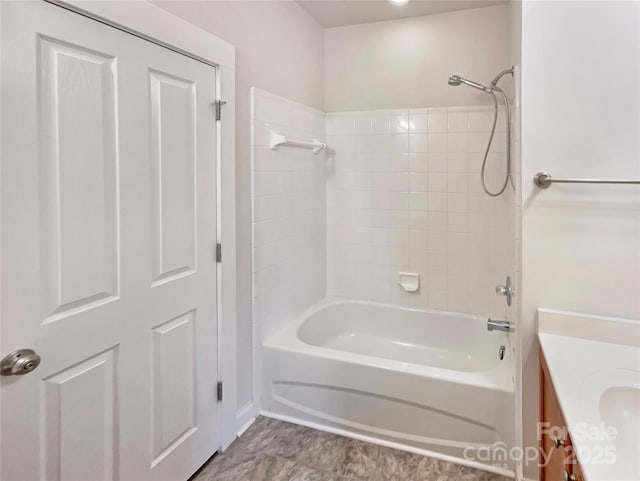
[537,309,640,481]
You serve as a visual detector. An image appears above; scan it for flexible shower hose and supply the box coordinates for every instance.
[481,87,513,197]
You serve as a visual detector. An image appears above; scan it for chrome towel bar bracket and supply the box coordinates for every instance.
[534,171,640,189]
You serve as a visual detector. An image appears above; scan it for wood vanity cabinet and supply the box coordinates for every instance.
[540,350,585,481]
[572,461,585,481]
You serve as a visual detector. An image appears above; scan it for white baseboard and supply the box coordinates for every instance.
[236,416,256,438]
[234,401,258,439]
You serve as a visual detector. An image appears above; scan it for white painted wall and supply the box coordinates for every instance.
[520,2,640,478]
[324,5,510,111]
[153,0,325,426]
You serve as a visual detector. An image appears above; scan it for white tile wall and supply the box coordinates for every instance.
[251,88,326,344]
[251,94,516,334]
[326,106,514,318]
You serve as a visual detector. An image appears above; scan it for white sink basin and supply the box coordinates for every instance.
[599,386,640,455]
[538,310,640,481]
[580,369,640,454]
[583,368,640,462]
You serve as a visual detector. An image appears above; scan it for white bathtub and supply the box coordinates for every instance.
[262,299,515,475]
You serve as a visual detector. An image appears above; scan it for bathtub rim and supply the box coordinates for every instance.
[263,297,515,394]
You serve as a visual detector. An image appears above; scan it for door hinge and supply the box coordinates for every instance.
[217,381,223,402]
[215,100,227,121]
[216,243,222,263]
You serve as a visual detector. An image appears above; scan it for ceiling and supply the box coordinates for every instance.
[297,0,509,28]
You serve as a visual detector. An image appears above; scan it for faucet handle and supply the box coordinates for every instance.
[495,275,515,306]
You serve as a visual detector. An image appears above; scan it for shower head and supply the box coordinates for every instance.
[448,75,462,86]
[448,75,492,93]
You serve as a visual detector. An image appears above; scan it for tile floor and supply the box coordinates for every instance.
[190,417,512,481]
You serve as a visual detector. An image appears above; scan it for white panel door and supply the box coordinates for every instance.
[0,2,219,480]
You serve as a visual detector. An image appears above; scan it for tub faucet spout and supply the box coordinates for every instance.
[487,319,512,332]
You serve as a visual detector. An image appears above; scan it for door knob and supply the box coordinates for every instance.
[1,349,41,376]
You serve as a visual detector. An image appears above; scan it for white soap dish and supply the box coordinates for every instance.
[398,272,420,293]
